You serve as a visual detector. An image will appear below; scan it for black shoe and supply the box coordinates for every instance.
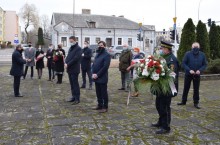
[81,86,86,89]
[72,101,80,105]
[92,106,102,110]
[118,88,125,90]
[177,102,186,105]
[15,95,23,97]
[151,123,161,128]
[99,108,108,113]
[155,128,170,134]
[194,104,201,109]
[67,98,75,102]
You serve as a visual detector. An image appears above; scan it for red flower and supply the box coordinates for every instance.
[139,59,145,64]
[156,68,161,74]
[148,60,154,67]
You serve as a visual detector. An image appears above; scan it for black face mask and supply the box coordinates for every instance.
[97,47,104,53]
[28,45,32,47]
[18,49,24,53]
[192,47,199,55]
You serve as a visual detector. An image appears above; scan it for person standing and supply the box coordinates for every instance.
[177,42,207,109]
[92,41,111,113]
[23,42,36,79]
[118,44,133,92]
[151,41,179,134]
[54,44,65,84]
[46,44,55,81]
[35,45,45,79]
[81,41,93,90]
[10,45,26,97]
[65,36,82,105]
[127,47,143,97]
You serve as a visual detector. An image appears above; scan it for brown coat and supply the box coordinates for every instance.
[119,50,133,72]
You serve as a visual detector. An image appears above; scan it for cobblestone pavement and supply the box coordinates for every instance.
[0,66,220,145]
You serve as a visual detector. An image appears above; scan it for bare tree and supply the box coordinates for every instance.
[20,3,39,43]
[40,15,51,38]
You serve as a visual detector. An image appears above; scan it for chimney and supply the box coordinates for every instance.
[118,15,124,18]
[82,9,91,14]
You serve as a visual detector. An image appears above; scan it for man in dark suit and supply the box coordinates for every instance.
[65,36,82,105]
[23,42,36,79]
[10,45,26,97]
[81,41,93,90]
[92,41,111,113]
[46,44,55,81]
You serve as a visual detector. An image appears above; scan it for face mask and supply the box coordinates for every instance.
[83,45,88,48]
[28,45,32,47]
[159,50,164,55]
[19,49,24,53]
[133,52,138,55]
[39,48,41,50]
[70,42,76,46]
[192,47,199,54]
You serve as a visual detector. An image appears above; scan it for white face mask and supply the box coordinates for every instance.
[39,48,41,50]
[133,52,138,55]
[70,42,76,46]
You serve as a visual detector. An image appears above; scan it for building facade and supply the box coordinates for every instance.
[0,7,4,43]
[4,11,21,44]
[51,10,156,54]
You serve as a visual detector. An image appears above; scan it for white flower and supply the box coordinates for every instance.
[140,64,144,67]
[151,72,160,81]
[56,52,58,55]
[142,68,149,76]
[161,72,165,76]
[145,58,150,62]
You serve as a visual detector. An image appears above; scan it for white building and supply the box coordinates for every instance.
[51,10,156,54]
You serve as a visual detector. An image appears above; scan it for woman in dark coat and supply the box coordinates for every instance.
[53,44,65,84]
[46,44,55,81]
[35,45,45,79]
[10,44,26,97]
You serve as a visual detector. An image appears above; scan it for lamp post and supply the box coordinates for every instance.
[72,0,75,35]
[174,0,178,56]
[198,0,203,21]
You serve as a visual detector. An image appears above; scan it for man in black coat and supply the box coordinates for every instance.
[65,36,82,105]
[151,41,180,134]
[10,45,26,97]
[46,44,55,81]
[92,41,111,113]
[81,41,93,90]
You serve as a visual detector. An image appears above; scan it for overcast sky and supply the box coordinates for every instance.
[1,0,219,31]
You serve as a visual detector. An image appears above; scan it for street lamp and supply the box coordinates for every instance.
[198,0,203,21]
[72,0,75,35]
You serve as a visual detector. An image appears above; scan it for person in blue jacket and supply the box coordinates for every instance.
[10,44,26,97]
[92,41,111,113]
[178,42,207,109]
[65,36,82,105]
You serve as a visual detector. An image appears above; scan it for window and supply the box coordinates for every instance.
[128,38,132,46]
[87,21,96,28]
[118,38,122,45]
[96,37,100,44]
[75,37,79,42]
[61,37,67,47]
[108,30,111,33]
[85,37,90,44]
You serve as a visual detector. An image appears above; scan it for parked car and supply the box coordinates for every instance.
[108,45,146,59]
[21,44,29,49]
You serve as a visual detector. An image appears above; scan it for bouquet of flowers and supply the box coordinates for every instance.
[36,53,45,61]
[133,55,175,95]
[53,51,64,62]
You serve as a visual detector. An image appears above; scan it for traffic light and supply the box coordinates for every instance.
[208,18,211,27]
[137,33,141,41]
[163,29,165,34]
[170,30,175,40]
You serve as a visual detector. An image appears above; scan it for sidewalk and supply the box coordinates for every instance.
[0,66,220,144]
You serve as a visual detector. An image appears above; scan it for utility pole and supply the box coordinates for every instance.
[174,0,178,56]
[198,0,203,21]
[72,0,75,35]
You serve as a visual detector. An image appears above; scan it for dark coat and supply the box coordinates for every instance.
[65,43,82,74]
[46,49,55,68]
[163,53,180,96]
[182,50,207,76]
[10,49,26,76]
[35,50,45,69]
[54,49,65,72]
[81,47,92,70]
[92,49,111,84]
[119,50,132,72]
